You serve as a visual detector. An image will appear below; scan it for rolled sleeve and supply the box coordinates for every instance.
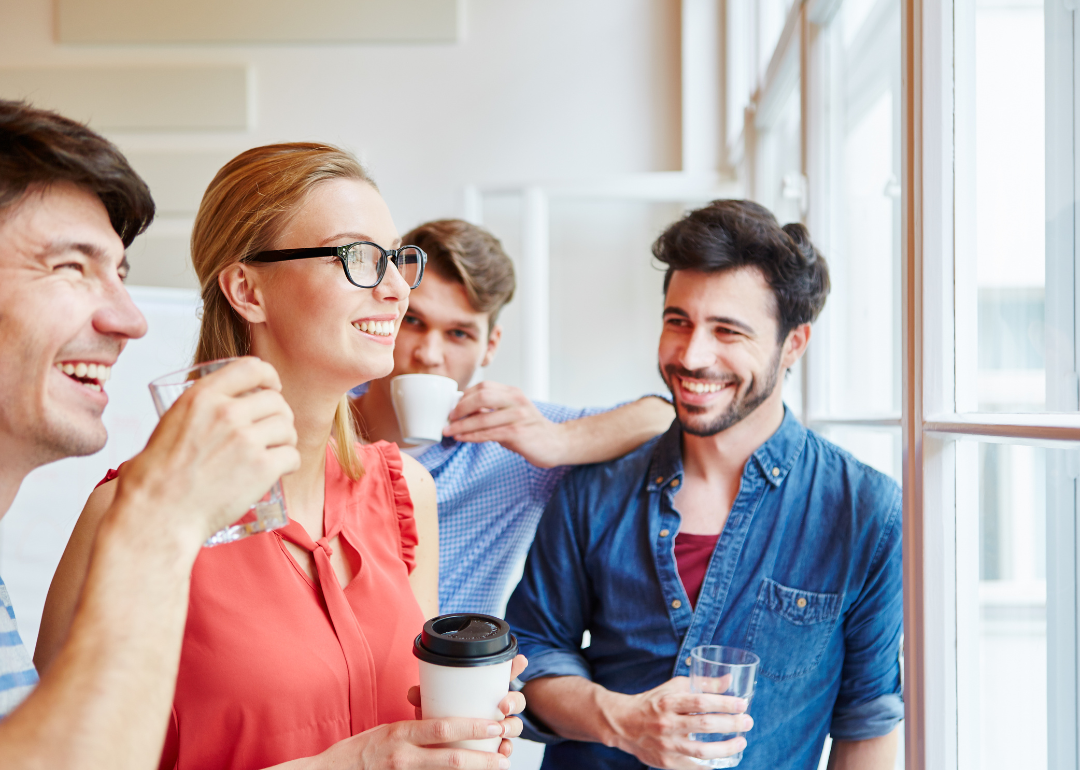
[516,648,593,684]
[832,493,904,740]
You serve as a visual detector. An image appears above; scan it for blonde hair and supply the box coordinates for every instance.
[191,142,375,479]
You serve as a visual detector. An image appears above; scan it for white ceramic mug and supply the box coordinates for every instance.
[390,374,464,445]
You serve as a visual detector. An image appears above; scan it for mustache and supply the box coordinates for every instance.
[662,365,742,386]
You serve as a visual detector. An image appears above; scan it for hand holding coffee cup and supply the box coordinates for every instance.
[391,374,464,445]
[412,614,525,752]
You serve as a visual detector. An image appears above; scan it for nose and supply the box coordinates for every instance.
[94,278,148,341]
[413,331,443,368]
[680,327,715,372]
[373,258,411,303]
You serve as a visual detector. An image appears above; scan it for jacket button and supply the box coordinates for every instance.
[671,478,680,487]
[655,476,664,484]
[797,597,808,608]
[672,599,682,609]
[686,656,692,666]
[772,467,781,477]
[660,529,670,537]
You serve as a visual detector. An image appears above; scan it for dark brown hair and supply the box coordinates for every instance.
[653,200,830,338]
[0,99,154,246]
[401,219,516,329]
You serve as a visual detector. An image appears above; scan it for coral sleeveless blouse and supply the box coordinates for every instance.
[146,441,423,770]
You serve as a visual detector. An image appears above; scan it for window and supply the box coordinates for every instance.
[730,0,1080,766]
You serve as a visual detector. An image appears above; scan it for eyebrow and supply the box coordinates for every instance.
[663,306,757,335]
[321,232,403,249]
[407,307,482,334]
[43,239,110,261]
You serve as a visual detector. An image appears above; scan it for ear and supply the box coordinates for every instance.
[780,323,812,370]
[218,263,268,325]
[480,324,503,368]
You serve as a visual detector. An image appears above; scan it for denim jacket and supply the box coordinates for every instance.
[506,410,903,770]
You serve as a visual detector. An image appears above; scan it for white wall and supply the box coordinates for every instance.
[0,5,683,767]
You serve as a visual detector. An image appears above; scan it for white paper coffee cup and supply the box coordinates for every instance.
[390,374,464,445]
[413,614,518,752]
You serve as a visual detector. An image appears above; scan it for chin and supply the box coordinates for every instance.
[40,417,108,461]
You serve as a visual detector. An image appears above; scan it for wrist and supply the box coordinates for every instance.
[591,686,634,751]
[103,483,204,570]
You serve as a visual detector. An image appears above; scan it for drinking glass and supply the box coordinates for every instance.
[149,358,289,547]
[689,645,759,768]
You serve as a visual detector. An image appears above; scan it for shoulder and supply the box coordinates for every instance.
[801,429,902,523]
[552,431,662,500]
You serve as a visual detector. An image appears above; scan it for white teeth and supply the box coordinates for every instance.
[63,363,76,375]
[354,320,394,336]
[74,362,87,377]
[87,383,101,392]
[683,379,724,394]
[56,362,112,383]
[87,363,98,379]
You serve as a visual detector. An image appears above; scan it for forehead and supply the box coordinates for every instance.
[0,183,123,265]
[665,267,779,327]
[408,270,488,327]
[273,177,399,249]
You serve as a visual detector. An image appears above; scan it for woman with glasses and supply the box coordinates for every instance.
[37,143,525,770]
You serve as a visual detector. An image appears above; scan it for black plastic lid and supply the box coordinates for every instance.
[412,613,518,667]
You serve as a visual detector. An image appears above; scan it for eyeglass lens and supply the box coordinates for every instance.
[343,243,423,287]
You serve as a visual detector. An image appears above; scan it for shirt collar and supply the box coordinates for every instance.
[646,407,807,491]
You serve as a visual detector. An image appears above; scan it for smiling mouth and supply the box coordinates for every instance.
[679,377,733,394]
[55,361,112,392]
[353,320,394,337]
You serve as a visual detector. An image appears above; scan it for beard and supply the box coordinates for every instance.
[661,344,784,438]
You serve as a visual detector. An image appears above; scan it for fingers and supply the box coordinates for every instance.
[192,356,282,397]
[510,654,528,680]
[673,734,748,762]
[445,408,523,437]
[420,748,511,769]
[667,692,749,716]
[448,381,527,421]
[498,692,525,717]
[408,717,507,747]
[498,716,523,738]
[674,711,753,737]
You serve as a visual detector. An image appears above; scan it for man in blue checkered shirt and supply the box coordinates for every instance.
[352,220,673,616]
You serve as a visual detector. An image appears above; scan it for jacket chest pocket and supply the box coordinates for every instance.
[744,578,844,682]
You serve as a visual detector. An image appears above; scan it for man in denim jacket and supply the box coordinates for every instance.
[506,200,903,770]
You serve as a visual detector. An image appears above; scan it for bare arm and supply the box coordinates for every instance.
[827,729,899,770]
[400,455,439,619]
[0,357,300,770]
[35,480,117,674]
[446,385,674,469]
[522,675,750,770]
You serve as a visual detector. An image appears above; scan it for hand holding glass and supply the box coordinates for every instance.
[689,645,759,768]
[149,358,289,547]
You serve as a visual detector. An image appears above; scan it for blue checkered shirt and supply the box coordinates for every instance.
[416,401,603,617]
[0,574,38,719]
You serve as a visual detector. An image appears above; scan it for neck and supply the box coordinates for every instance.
[680,390,787,485]
[352,376,403,446]
[0,434,65,524]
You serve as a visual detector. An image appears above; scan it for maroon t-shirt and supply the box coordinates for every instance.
[674,532,721,608]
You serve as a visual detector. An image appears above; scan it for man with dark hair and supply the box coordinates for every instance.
[0,100,300,768]
[506,200,902,770]
[353,219,674,616]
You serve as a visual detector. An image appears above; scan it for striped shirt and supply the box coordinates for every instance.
[0,574,38,719]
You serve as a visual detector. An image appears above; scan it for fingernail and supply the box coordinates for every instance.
[487,723,503,736]
[743,715,754,730]
[499,759,511,770]
[736,698,749,711]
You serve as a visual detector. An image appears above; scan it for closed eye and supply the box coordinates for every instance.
[55,262,85,274]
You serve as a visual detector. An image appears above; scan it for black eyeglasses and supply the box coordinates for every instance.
[243,241,427,289]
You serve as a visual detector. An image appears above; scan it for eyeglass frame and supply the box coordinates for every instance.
[242,241,427,289]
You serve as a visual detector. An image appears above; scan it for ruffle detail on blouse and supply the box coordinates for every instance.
[370,441,418,574]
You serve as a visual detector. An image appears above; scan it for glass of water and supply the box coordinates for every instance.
[149,358,289,547]
[689,645,759,768]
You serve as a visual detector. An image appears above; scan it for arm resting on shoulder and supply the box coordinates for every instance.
[400,455,439,619]
[827,729,899,770]
[551,396,674,467]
